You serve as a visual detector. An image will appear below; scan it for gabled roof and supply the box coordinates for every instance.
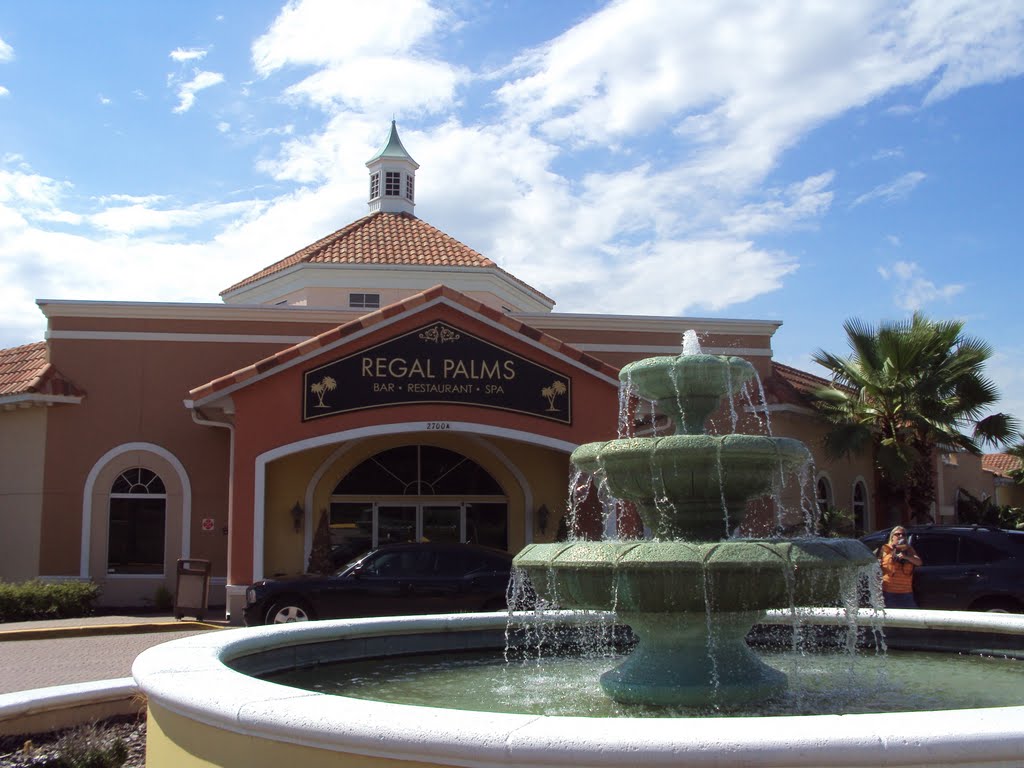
[0,341,84,408]
[983,453,1022,478]
[220,211,552,304]
[190,284,617,407]
[763,361,832,407]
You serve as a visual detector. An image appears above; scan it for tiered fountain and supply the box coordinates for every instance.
[514,338,875,706]
[131,340,1024,767]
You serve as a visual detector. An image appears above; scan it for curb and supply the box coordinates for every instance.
[0,621,226,642]
[0,678,141,737]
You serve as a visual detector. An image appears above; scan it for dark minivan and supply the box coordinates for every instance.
[859,525,1024,613]
[243,541,514,626]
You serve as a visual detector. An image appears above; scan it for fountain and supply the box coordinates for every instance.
[131,340,1024,767]
[514,337,876,706]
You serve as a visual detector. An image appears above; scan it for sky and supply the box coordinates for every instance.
[1,1,1022,430]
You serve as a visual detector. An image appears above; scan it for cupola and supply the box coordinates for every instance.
[366,120,419,216]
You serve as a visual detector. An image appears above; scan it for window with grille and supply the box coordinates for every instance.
[370,172,380,199]
[349,293,380,310]
[405,175,414,201]
[852,480,868,534]
[385,171,401,196]
[816,476,833,515]
[108,467,166,575]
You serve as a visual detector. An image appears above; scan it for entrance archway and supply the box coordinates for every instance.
[328,445,508,565]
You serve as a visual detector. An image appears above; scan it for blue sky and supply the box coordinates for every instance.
[1,1,1022,426]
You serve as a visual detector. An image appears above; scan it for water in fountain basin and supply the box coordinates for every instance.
[268,645,1024,718]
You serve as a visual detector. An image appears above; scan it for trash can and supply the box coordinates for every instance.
[174,558,211,621]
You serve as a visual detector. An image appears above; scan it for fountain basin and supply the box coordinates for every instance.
[514,538,876,706]
[570,435,810,539]
[132,611,1024,768]
[514,538,874,613]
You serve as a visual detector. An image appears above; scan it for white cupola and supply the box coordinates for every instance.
[366,120,419,216]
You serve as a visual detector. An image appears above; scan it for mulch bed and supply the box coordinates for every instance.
[0,715,146,767]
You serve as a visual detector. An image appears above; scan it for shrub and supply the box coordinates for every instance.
[0,579,101,622]
[153,585,174,611]
[46,722,129,768]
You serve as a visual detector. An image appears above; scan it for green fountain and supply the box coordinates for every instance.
[513,334,876,707]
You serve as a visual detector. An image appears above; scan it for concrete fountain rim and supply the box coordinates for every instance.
[132,609,1024,768]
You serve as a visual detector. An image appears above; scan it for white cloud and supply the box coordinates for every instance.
[251,0,463,116]
[0,85,9,98]
[878,261,964,311]
[172,70,225,113]
[170,47,208,63]
[0,36,13,62]
[3,0,1024,356]
[252,0,443,74]
[852,171,927,206]
[87,199,264,235]
[98,94,111,105]
[873,148,904,161]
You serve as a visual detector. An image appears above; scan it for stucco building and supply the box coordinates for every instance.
[0,123,1009,621]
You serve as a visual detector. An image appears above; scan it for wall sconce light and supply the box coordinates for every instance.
[536,504,549,535]
[290,502,304,533]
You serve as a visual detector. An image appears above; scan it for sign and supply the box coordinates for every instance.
[303,321,571,424]
[200,518,215,532]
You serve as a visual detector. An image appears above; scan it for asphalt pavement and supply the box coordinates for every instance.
[0,614,229,694]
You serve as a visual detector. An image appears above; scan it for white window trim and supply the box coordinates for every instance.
[81,442,192,579]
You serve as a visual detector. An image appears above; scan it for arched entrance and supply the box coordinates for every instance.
[327,445,508,565]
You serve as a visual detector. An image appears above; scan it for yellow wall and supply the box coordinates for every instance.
[762,410,877,532]
[0,408,46,580]
[147,702,450,768]
[261,433,572,577]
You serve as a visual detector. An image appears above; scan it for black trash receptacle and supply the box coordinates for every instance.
[174,558,211,621]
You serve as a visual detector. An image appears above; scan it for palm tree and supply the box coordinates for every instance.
[811,313,1018,525]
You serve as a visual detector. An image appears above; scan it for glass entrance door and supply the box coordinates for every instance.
[377,505,416,546]
[421,505,462,543]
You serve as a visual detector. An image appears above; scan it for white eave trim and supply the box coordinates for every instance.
[518,311,782,337]
[220,263,555,313]
[574,344,771,357]
[0,393,83,409]
[37,298,365,325]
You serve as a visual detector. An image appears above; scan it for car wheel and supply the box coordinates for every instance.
[970,598,1022,614]
[265,599,314,624]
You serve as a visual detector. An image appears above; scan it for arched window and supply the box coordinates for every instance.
[852,480,868,535]
[816,475,834,515]
[108,468,166,575]
[330,446,508,558]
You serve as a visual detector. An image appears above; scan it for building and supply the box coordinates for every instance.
[1,122,999,621]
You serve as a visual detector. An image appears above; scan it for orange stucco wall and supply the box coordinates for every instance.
[226,305,621,583]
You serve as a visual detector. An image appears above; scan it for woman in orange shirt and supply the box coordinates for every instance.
[879,526,923,608]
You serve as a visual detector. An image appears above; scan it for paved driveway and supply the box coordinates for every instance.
[0,630,214,694]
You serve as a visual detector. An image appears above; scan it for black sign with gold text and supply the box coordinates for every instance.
[302,321,572,423]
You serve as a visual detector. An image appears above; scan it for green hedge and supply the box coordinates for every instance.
[0,579,101,622]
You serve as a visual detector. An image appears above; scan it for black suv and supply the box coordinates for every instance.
[243,541,515,626]
[859,525,1024,613]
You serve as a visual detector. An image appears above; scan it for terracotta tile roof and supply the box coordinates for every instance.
[220,212,552,303]
[191,284,617,405]
[762,361,833,407]
[0,341,84,401]
[983,453,1022,477]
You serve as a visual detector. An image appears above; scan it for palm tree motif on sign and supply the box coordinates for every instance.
[310,376,337,408]
[541,380,567,412]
